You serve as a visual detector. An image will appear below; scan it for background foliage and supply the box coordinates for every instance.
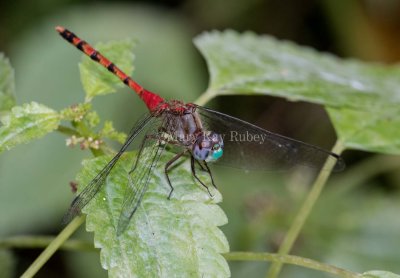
[1,1,400,277]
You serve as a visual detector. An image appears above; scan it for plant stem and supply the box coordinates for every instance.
[194,89,217,106]
[56,125,79,136]
[0,235,94,252]
[20,215,85,278]
[225,252,361,278]
[266,140,345,278]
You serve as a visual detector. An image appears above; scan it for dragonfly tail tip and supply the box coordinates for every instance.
[55,26,65,33]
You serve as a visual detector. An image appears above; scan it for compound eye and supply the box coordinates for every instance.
[206,143,223,162]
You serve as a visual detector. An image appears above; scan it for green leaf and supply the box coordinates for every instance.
[194,31,400,154]
[363,270,400,278]
[0,102,60,152]
[77,151,230,277]
[327,106,400,154]
[194,30,398,109]
[0,53,16,113]
[80,39,135,100]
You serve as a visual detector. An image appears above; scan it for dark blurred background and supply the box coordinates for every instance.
[1,0,400,277]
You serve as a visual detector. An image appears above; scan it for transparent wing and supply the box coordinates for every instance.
[62,113,157,224]
[196,105,344,172]
[116,132,165,235]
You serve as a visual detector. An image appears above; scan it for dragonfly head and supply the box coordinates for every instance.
[192,132,224,162]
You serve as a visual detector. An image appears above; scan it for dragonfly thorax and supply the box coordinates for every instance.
[163,105,203,145]
[192,131,224,162]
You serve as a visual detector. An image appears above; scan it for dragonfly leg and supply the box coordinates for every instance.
[202,161,217,189]
[165,151,187,199]
[195,159,207,171]
[191,156,213,198]
[195,160,217,188]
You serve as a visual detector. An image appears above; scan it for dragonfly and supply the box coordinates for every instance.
[56,26,344,235]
